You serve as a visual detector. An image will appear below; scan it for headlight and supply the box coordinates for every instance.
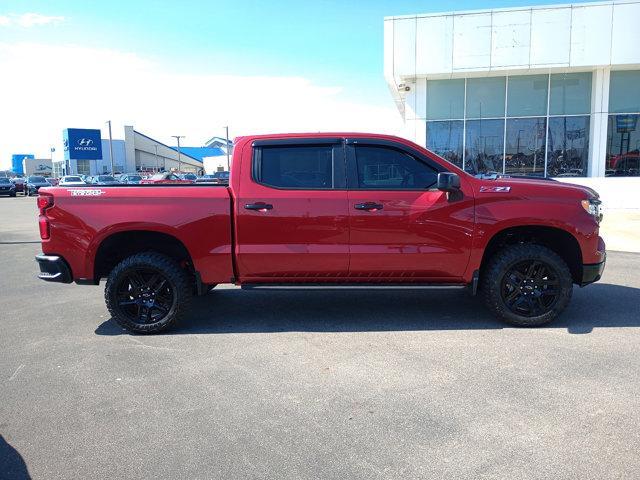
[581,198,603,222]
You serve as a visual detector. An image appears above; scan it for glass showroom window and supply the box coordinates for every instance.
[464,77,505,174]
[426,120,463,168]
[606,71,640,176]
[547,73,591,177]
[425,73,591,177]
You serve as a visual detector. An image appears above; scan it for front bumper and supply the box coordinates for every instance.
[35,254,72,283]
[581,254,606,286]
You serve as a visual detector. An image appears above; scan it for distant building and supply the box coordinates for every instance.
[53,126,204,176]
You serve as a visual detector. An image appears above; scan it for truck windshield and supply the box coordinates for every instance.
[65,176,82,182]
[29,176,46,182]
[98,176,116,181]
[0,178,10,184]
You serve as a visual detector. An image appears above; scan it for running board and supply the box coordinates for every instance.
[241,283,467,290]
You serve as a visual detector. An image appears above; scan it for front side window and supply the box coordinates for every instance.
[255,145,333,189]
[354,146,437,190]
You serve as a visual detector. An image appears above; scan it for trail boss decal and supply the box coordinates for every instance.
[479,186,511,193]
[68,189,106,196]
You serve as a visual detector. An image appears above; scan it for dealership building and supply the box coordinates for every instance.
[54,126,207,177]
[384,0,640,206]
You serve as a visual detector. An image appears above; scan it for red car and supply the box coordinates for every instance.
[10,177,25,194]
[34,132,605,333]
[140,172,194,184]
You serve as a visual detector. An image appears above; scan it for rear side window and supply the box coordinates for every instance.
[255,145,334,189]
[354,146,438,189]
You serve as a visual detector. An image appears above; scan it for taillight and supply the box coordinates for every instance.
[37,194,53,213]
[39,215,50,239]
[38,194,53,239]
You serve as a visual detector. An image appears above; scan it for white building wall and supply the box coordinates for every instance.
[385,1,640,82]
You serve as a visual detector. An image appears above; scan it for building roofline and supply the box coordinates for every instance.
[384,0,628,20]
[133,130,202,162]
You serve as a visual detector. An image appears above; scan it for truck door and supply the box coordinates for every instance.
[235,138,349,281]
[345,139,474,281]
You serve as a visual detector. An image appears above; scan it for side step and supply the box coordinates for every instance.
[241,283,468,291]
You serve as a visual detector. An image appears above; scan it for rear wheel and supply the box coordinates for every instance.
[105,252,192,334]
[481,244,573,327]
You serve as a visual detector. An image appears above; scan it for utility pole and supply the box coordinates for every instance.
[224,126,230,171]
[154,145,160,172]
[106,120,115,175]
[172,135,185,172]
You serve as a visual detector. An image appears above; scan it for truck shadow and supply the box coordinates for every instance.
[95,283,640,336]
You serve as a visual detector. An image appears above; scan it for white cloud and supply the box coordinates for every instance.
[0,42,404,169]
[0,13,65,28]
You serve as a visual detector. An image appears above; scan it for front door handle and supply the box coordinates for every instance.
[245,202,273,211]
[354,202,383,211]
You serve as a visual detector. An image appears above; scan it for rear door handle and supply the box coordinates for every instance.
[244,202,273,211]
[354,202,383,211]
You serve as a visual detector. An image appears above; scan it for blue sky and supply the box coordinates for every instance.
[0,0,596,167]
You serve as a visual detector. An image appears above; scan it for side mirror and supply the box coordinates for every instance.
[437,172,460,192]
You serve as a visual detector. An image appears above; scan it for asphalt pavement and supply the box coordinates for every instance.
[1,194,639,479]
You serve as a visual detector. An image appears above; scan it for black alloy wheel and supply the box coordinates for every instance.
[114,268,175,326]
[105,252,192,334]
[501,259,560,317]
[481,244,573,327]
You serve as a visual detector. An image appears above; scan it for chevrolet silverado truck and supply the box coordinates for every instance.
[34,133,605,333]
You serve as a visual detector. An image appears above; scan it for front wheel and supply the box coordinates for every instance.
[481,244,573,327]
[105,252,192,334]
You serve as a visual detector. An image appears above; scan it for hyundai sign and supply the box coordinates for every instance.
[63,128,103,160]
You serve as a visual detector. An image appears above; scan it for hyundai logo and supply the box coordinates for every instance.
[78,138,93,147]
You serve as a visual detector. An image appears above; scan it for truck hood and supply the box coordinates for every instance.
[475,176,599,200]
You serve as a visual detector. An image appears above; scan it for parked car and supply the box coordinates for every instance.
[25,176,51,196]
[214,171,229,183]
[119,174,143,184]
[10,177,25,194]
[88,175,120,186]
[181,173,198,182]
[47,177,60,186]
[0,177,17,197]
[195,174,217,183]
[140,172,194,184]
[35,132,605,334]
[59,175,88,187]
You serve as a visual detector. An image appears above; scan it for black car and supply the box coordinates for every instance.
[0,177,17,197]
[212,171,230,184]
[25,176,51,196]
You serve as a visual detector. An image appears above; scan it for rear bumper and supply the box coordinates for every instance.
[35,254,72,283]
[581,254,606,287]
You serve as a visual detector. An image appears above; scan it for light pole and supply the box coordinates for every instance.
[154,145,160,172]
[171,135,185,172]
[224,126,230,171]
[106,120,115,175]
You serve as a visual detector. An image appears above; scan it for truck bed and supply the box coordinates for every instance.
[40,185,234,284]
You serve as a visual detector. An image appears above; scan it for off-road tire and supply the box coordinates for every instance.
[105,252,192,334]
[481,244,573,327]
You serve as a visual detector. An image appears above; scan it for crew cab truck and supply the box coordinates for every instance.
[35,133,606,334]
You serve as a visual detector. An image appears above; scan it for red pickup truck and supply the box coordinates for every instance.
[35,133,605,333]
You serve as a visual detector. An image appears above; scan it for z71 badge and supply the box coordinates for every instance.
[479,186,511,193]
[68,189,106,196]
